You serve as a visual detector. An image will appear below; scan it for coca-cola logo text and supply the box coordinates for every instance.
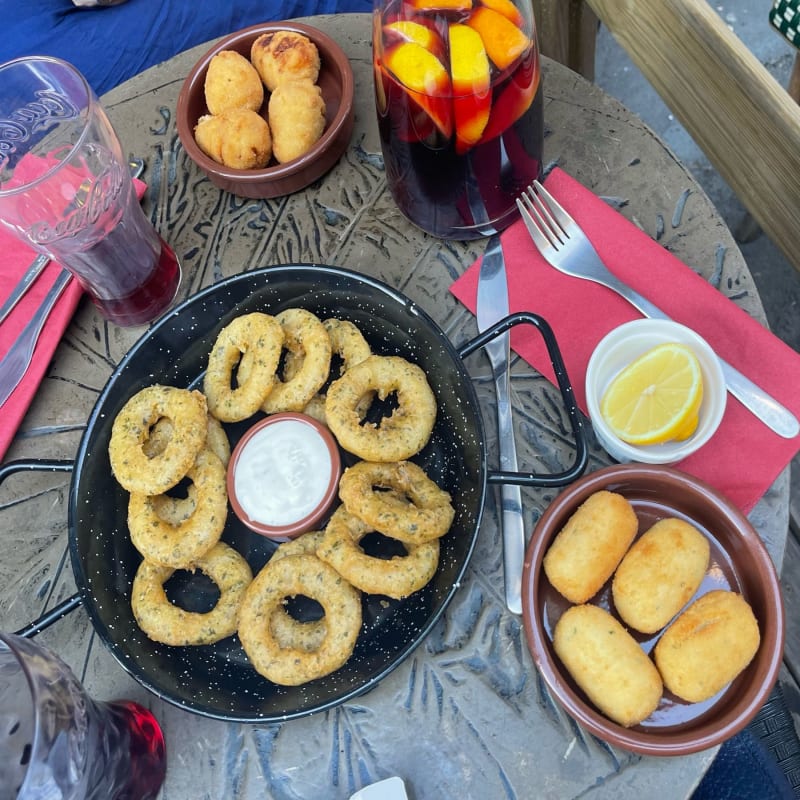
[0,90,79,167]
[30,161,124,245]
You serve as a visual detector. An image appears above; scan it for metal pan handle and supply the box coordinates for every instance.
[458,311,588,488]
[0,459,82,638]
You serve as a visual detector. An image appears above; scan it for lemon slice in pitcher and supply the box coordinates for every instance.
[600,342,704,445]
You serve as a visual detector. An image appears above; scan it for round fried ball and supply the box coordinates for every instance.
[250,30,320,91]
[195,108,272,169]
[268,80,326,164]
[204,50,264,115]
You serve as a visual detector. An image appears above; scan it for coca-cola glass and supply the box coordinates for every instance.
[0,56,181,326]
[0,632,166,800]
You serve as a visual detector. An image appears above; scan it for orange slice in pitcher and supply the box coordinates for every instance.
[449,23,492,153]
[479,48,538,143]
[478,0,524,27]
[407,0,473,11]
[384,20,446,61]
[467,6,531,70]
[382,41,453,138]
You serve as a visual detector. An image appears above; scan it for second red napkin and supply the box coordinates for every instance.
[450,167,800,515]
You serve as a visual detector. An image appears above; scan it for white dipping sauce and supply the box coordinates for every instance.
[234,419,332,527]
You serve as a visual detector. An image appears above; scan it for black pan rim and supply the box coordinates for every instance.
[67,263,488,722]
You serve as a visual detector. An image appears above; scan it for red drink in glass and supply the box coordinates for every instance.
[0,56,181,327]
[373,0,543,239]
[0,632,166,800]
[58,180,182,327]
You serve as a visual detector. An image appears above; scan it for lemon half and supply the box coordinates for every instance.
[600,342,704,446]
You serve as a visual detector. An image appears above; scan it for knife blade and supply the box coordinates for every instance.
[476,234,526,615]
[0,270,72,408]
[0,253,49,325]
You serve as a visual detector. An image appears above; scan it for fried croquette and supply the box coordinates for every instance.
[204,50,264,115]
[654,589,760,703]
[250,30,321,91]
[268,80,326,163]
[612,518,710,633]
[543,490,639,604]
[194,108,272,169]
[554,604,663,727]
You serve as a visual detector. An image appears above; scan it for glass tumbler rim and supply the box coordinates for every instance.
[0,54,98,198]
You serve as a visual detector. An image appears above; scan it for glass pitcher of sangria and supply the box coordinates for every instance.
[373,0,543,240]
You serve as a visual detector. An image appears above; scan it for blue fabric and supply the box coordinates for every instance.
[0,0,371,96]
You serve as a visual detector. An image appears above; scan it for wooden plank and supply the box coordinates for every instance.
[585,0,800,276]
[533,0,597,80]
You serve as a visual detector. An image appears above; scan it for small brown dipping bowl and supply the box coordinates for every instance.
[176,21,355,198]
[521,464,785,756]
[227,413,341,541]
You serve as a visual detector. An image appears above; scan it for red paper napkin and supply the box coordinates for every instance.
[0,178,147,462]
[450,167,800,515]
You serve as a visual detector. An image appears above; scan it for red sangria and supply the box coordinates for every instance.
[373,0,543,239]
[62,180,182,327]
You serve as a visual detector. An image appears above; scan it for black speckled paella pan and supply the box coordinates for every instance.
[7,265,586,722]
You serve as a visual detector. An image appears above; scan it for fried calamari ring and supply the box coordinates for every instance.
[150,484,199,526]
[143,412,231,523]
[132,542,253,646]
[238,553,362,685]
[144,414,231,467]
[262,308,332,414]
[325,355,436,462]
[324,318,372,371]
[288,318,371,382]
[338,460,454,545]
[268,531,328,652]
[299,394,328,425]
[204,313,283,422]
[109,385,208,495]
[270,530,327,562]
[128,450,228,567]
[316,507,439,599]
[205,415,232,467]
[289,317,372,421]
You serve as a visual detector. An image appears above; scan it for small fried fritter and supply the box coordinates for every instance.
[204,50,264,115]
[554,604,663,728]
[543,490,638,604]
[654,590,760,703]
[195,108,272,169]
[250,30,321,91]
[612,518,710,633]
[268,80,326,164]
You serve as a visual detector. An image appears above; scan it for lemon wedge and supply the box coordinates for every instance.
[600,343,704,446]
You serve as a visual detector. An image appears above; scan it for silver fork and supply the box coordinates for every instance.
[516,180,799,439]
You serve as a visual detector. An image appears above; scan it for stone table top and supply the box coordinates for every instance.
[0,12,787,800]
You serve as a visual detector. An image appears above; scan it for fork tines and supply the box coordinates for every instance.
[516,183,559,249]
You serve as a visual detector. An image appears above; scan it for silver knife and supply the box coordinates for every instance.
[0,270,72,407]
[0,253,49,325]
[476,234,526,615]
